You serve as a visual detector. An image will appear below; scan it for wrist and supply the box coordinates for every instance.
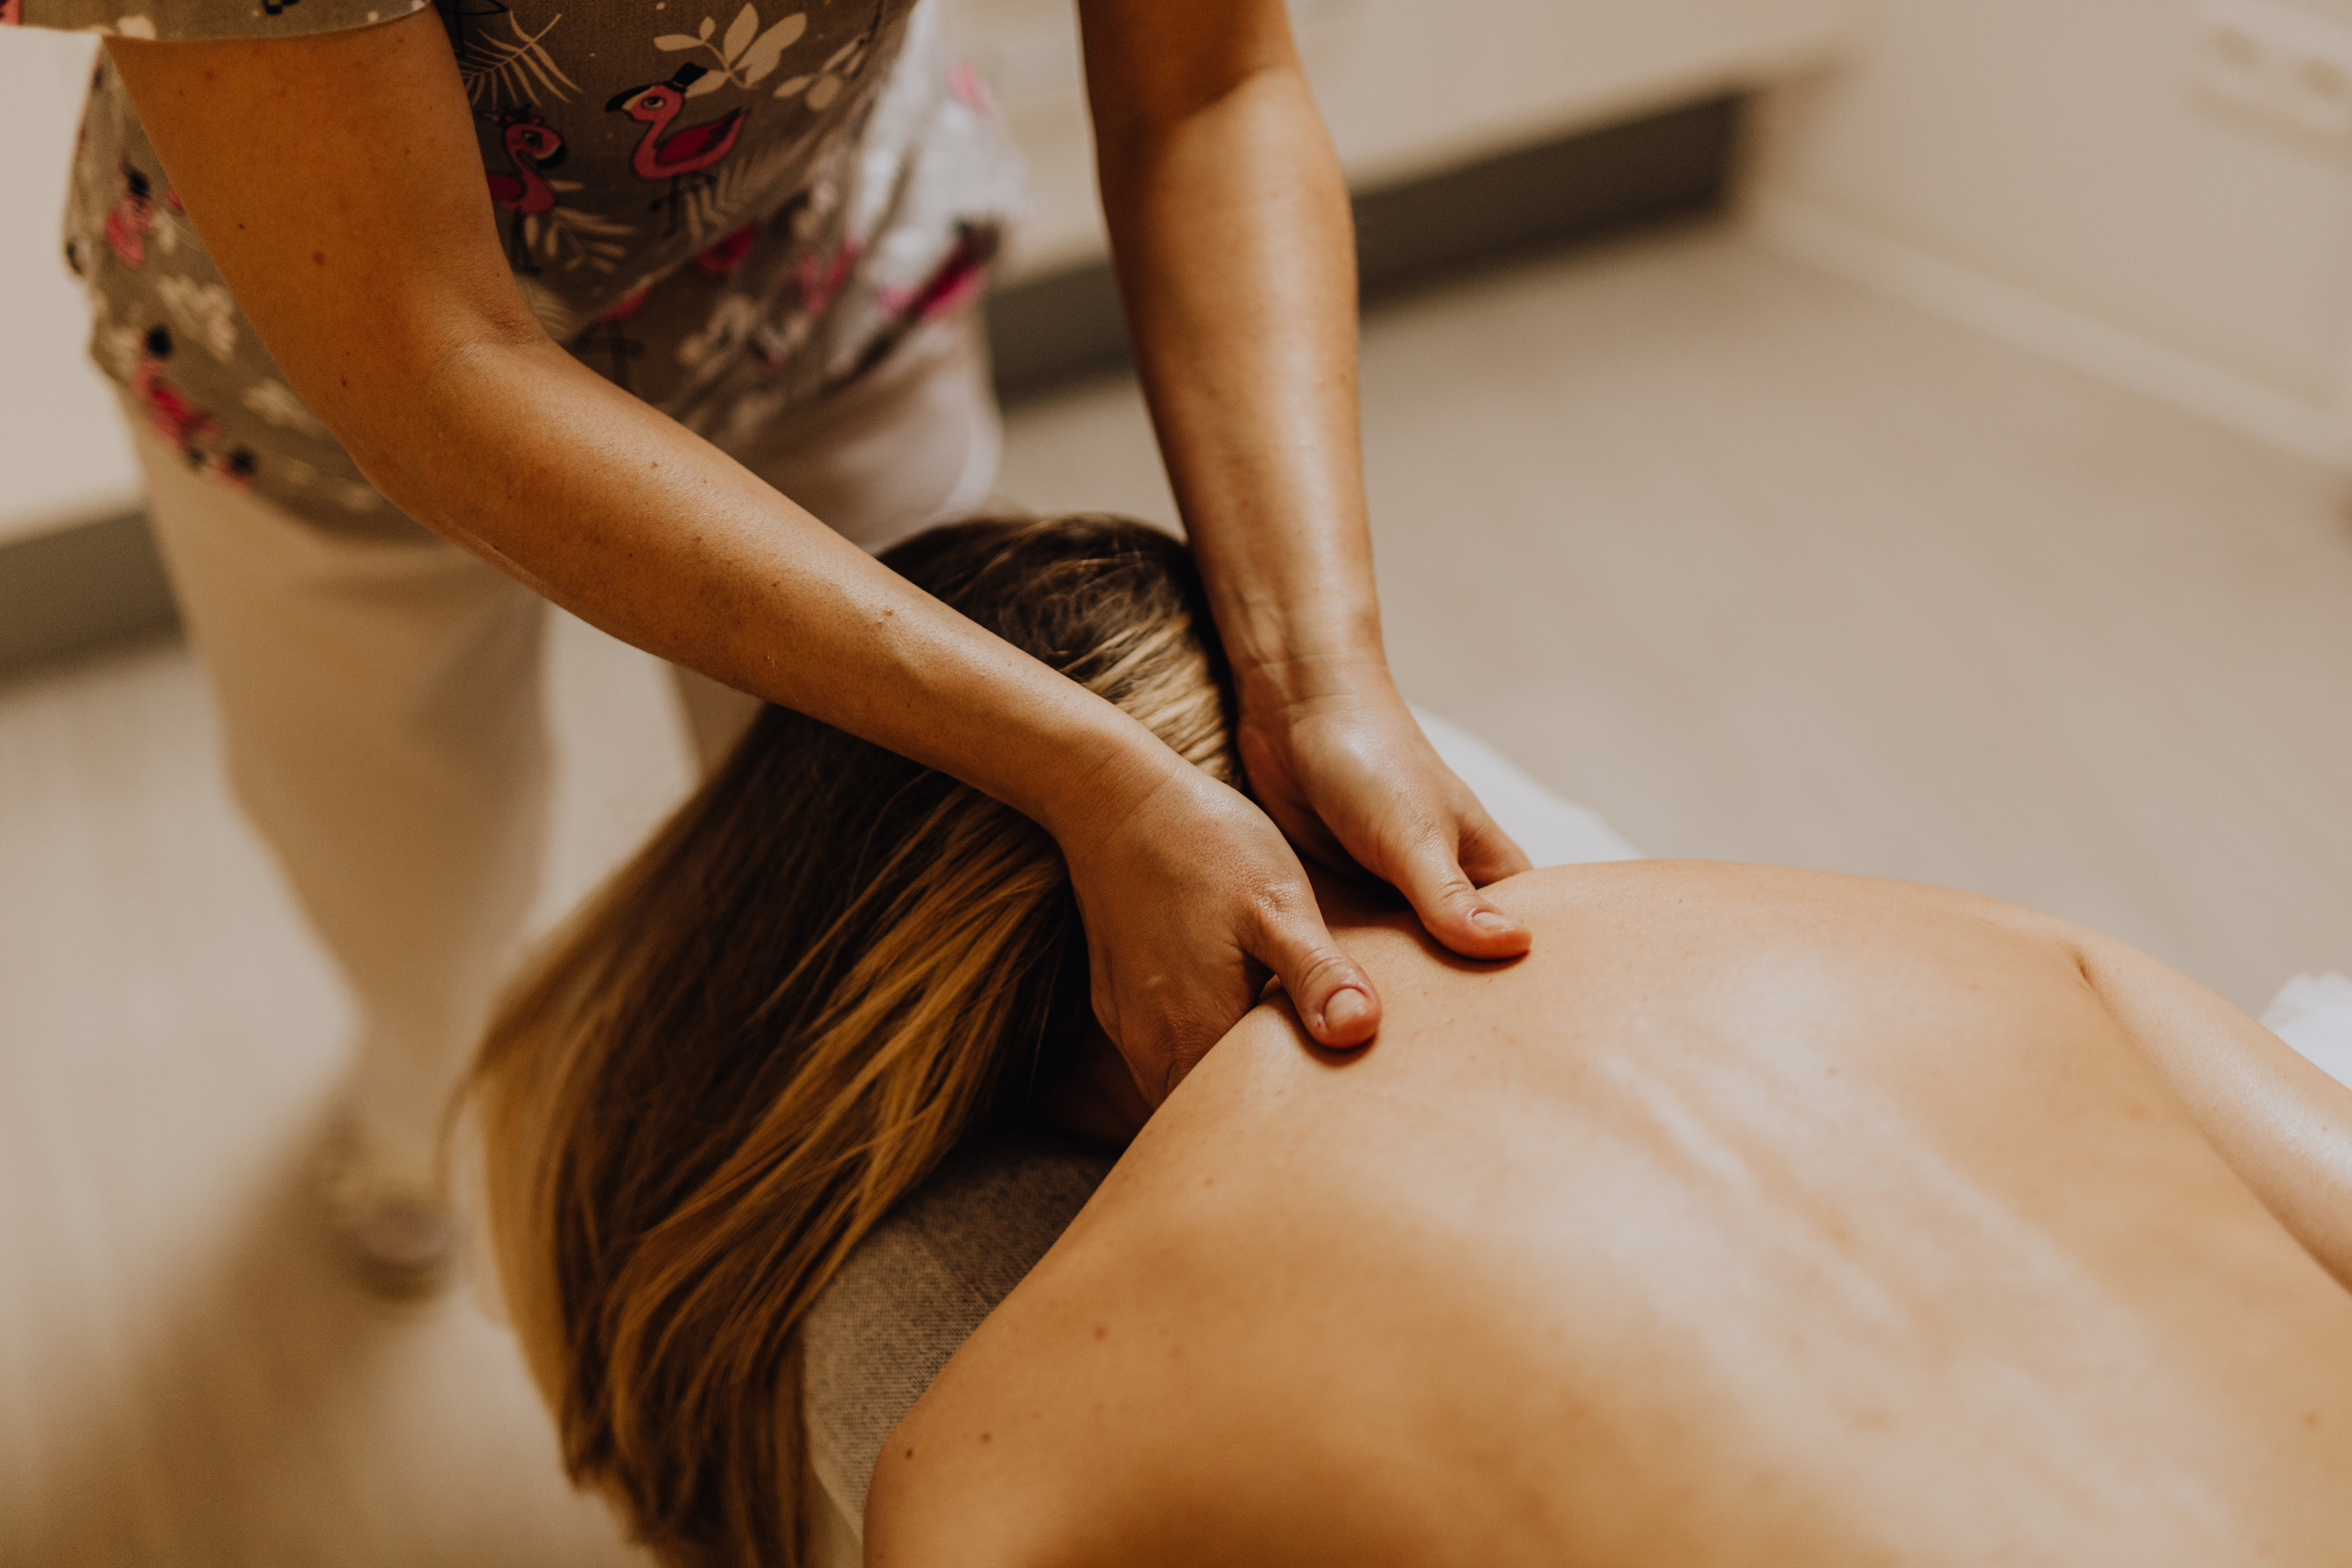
[1026,704,1208,855]
[1196,545,1382,711]
[1231,641,1396,723]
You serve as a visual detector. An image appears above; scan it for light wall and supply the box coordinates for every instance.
[0,30,135,546]
[947,0,1855,277]
[0,0,1857,542]
[1751,0,2352,466]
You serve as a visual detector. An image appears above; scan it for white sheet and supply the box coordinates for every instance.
[2263,971,2352,1091]
[1409,706,1644,868]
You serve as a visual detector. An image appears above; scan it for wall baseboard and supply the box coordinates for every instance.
[0,508,176,677]
[1,97,1742,681]
[1749,191,2352,471]
[988,95,1739,398]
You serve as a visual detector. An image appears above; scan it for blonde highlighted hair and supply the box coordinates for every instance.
[471,516,1236,1566]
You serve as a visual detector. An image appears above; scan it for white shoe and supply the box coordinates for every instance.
[313,1113,458,1300]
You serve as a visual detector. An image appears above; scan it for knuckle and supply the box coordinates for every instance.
[1382,816,1460,880]
[1291,946,1359,995]
[1244,878,1311,936]
[1461,821,1534,881]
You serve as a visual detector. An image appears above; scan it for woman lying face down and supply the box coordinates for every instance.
[471,517,2352,1568]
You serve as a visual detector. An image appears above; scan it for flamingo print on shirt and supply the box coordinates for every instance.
[130,325,258,486]
[692,221,758,278]
[104,160,157,267]
[484,111,564,275]
[132,326,219,452]
[20,0,1018,532]
[592,282,652,391]
[605,63,745,237]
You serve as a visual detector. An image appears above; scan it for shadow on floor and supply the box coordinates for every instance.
[13,1100,645,1568]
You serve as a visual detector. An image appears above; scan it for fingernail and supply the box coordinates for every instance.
[1323,987,1371,1032]
[1471,909,1516,934]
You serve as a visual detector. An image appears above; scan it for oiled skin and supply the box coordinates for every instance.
[866,863,2352,1567]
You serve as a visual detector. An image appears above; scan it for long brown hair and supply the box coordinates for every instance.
[471,515,1236,1566]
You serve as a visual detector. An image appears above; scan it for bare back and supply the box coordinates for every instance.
[867,862,2352,1566]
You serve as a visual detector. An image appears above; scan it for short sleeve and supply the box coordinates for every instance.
[4,0,430,43]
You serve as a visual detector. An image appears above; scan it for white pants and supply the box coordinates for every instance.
[123,318,1001,1184]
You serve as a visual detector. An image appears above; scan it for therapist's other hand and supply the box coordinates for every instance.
[1059,760,1378,1104]
[1238,669,1535,962]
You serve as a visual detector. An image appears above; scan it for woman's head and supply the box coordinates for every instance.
[472,514,1235,1568]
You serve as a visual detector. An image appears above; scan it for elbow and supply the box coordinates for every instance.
[303,284,547,448]
[314,319,550,531]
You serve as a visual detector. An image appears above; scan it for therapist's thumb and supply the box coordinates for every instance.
[1256,901,1381,1049]
[1384,818,1533,963]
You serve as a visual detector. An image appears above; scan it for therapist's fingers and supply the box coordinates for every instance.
[1250,690,1535,964]
[1344,745,1533,962]
[1457,804,1537,887]
[1250,890,1382,1050]
[1061,760,1383,1104]
[1382,816,1533,962]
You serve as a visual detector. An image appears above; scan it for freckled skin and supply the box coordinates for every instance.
[868,863,2352,1568]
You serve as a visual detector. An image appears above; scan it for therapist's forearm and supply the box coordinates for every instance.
[1093,60,1384,710]
[368,336,1179,836]
[99,17,1184,845]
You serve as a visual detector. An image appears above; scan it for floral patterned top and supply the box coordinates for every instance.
[4,0,1021,532]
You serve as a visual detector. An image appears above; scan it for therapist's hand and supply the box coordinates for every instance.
[1056,757,1379,1105]
[1237,665,1536,962]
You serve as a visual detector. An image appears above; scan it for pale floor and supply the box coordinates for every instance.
[4,222,2348,1564]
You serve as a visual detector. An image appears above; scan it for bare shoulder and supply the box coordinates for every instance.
[1474,857,2064,928]
[865,861,2096,1566]
[1458,858,2095,984]
[865,861,2260,1567]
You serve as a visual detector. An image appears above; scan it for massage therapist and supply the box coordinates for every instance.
[4,0,1530,1288]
